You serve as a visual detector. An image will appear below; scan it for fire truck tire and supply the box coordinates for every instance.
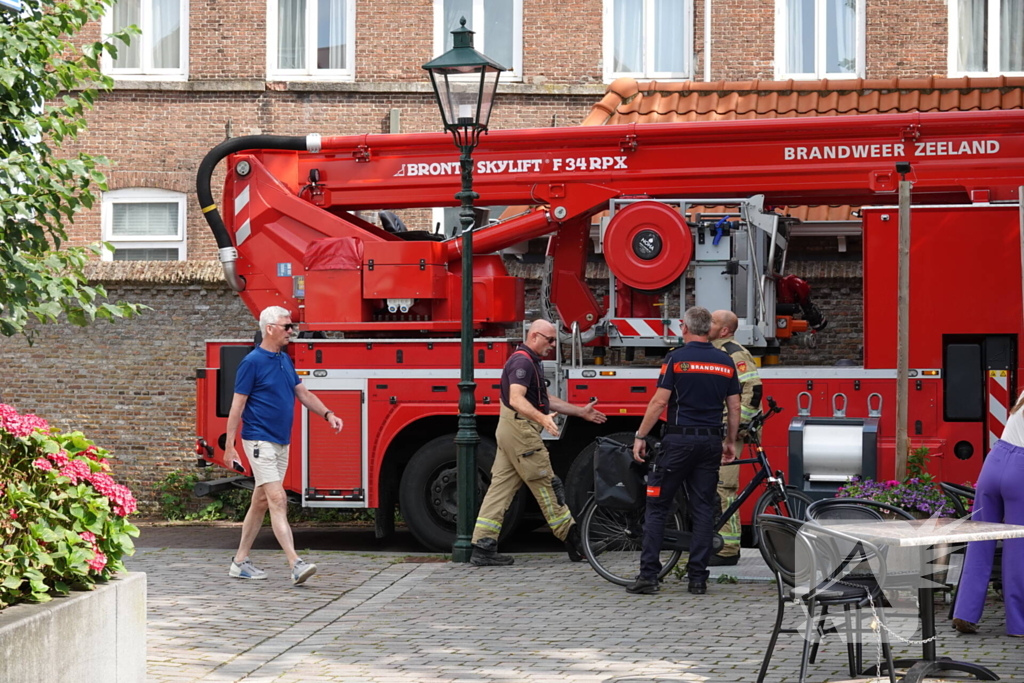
[564,432,641,519]
[399,434,525,552]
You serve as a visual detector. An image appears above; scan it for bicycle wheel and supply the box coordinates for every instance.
[580,498,686,586]
[752,485,813,548]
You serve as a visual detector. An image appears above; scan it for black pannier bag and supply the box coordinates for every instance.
[593,436,649,510]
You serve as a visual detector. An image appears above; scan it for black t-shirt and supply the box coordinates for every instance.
[656,341,740,427]
[500,344,549,414]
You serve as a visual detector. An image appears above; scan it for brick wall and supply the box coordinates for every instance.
[867,0,947,79]
[0,276,253,512]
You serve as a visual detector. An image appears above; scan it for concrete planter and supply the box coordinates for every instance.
[0,572,146,683]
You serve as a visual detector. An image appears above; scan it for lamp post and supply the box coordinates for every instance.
[423,18,505,563]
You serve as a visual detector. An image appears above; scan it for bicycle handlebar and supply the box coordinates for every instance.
[744,395,783,432]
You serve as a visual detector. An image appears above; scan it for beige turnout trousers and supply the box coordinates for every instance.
[472,404,574,543]
[716,462,741,557]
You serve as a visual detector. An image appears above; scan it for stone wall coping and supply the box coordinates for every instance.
[83,257,859,285]
[0,571,144,629]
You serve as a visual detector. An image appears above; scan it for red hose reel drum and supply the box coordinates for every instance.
[603,201,693,292]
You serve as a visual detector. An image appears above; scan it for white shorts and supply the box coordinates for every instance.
[243,440,290,487]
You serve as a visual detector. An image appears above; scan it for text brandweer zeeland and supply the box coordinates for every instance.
[784,140,1001,161]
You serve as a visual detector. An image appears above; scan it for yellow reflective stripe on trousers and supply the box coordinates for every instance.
[741,405,760,420]
[547,510,572,529]
[721,496,741,544]
[475,517,502,532]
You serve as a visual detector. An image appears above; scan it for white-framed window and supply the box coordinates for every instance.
[101,189,187,261]
[774,0,865,79]
[268,0,356,80]
[949,0,1024,76]
[432,0,523,82]
[602,0,693,82]
[101,0,188,79]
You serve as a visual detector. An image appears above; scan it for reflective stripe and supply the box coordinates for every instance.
[474,517,502,532]
[548,510,572,529]
[738,371,760,383]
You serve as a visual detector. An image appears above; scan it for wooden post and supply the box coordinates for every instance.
[895,164,912,481]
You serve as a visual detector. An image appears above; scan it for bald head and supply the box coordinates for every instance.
[710,310,739,340]
[526,319,558,354]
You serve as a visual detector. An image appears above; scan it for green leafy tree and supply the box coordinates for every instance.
[0,0,142,341]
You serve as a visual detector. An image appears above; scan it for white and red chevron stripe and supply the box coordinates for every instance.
[234,182,252,246]
[611,318,685,337]
[988,369,1010,448]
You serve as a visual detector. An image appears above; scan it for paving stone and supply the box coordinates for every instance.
[126,546,1024,683]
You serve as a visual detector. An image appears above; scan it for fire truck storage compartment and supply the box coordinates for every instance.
[305,269,372,323]
[305,390,364,502]
[362,241,447,299]
[217,345,252,417]
[304,236,372,323]
[789,416,879,500]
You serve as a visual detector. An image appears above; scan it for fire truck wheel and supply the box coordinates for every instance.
[399,434,525,552]
[564,432,638,519]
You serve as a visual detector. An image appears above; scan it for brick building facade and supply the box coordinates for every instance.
[3,0,1022,508]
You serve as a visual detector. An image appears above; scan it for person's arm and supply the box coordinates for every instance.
[723,394,740,463]
[548,395,607,424]
[295,383,344,433]
[633,387,671,463]
[224,393,248,472]
[508,384,560,436]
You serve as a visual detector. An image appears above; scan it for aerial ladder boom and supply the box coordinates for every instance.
[197,110,1024,337]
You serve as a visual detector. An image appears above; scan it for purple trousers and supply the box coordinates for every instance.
[952,439,1024,635]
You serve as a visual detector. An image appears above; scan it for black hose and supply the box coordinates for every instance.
[196,135,309,249]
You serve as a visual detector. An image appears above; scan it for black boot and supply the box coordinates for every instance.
[470,537,514,566]
[564,524,583,562]
[626,575,660,594]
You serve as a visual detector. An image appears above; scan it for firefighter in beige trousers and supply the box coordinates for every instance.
[471,319,607,566]
[708,310,763,566]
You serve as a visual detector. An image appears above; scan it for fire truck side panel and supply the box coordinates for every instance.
[863,205,1023,371]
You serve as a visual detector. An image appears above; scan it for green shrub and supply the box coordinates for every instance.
[0,404,139,609]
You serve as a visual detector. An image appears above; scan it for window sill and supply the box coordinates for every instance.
[106,79,607,96]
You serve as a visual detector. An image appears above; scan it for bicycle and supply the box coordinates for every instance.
[580,396,813,586]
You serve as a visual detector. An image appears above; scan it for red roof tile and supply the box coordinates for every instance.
[581,76,1024,126]
[579,77,1024,221]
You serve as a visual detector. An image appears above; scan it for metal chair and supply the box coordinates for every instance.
[939,482,975,519]
[756,514,897,683]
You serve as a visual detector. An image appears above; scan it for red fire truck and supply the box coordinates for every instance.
[193,110,1024,551]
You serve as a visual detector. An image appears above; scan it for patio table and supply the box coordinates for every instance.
[818,518,1024,683]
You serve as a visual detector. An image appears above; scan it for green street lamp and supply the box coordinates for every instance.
[423,17,505,563]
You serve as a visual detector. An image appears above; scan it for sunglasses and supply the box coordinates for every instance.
[269,323,299,332]
[537,333,557,344]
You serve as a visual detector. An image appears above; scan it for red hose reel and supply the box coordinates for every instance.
[603,201,693,292]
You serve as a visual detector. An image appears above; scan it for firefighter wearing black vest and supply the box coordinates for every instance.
[470,319,608,567]
[627,307,740,595]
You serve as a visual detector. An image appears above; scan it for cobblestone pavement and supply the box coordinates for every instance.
[126,539,1024,683]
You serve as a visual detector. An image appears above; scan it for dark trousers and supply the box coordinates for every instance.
[639,433,722,582]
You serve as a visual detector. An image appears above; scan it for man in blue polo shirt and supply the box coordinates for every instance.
[224,306,343,585]
[627,306,740,595]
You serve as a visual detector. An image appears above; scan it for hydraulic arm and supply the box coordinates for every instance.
[197,110,1024,336]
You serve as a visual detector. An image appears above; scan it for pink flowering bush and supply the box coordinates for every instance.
[0,404,139,608]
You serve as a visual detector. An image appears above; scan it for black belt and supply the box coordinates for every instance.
[665,425,723,436]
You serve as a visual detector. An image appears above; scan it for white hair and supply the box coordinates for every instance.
[259,306,291,331]
[683,306,712,336]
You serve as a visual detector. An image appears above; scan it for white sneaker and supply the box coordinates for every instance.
[291,559,317,585]
[229,558,267,580]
